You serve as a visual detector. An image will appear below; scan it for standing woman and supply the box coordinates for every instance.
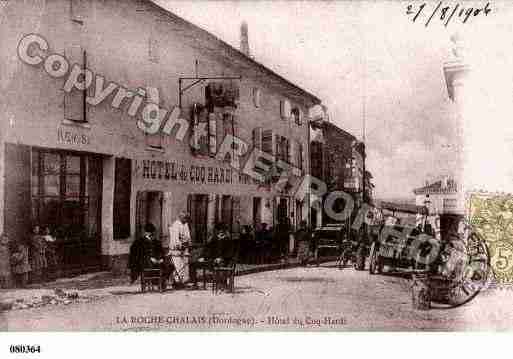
[10,241,31,288]
[42,227,58,280]
[0,233,11,288]
[30,226,48,283]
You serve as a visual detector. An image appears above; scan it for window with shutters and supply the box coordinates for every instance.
[148,36,159,63]
[209,112,218,156]
[64,46,87,123]
[144,87,163,149]
[291,107,302,125]
[218,112,236,163]
[252,127,262,150]
[275,135,289,163]
[190,103,210,156]
[113,158,131,239]
[252,88,261,108]
[280,100,291,120]
[262,129,273,155]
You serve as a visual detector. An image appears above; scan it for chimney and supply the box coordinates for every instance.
[240,21,250,57]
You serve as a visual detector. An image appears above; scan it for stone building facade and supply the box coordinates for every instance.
[0,0,320,281]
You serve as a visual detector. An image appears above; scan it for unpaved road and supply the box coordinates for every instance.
[2,265,512,331]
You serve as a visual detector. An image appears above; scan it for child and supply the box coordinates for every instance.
[30,226,48,283]
[0,233,11,288]
[11,241,31,288]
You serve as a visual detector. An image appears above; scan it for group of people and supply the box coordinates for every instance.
[128,212,294,291]
[0,226,58,289]
[128,211,199,290]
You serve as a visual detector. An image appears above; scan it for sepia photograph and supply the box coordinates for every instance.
[1,0,513,338]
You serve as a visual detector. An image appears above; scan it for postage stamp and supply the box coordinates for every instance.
[470,192,513,286]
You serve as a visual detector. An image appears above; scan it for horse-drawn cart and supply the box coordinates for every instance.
[368,201,491,309]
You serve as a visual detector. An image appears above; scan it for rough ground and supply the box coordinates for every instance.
[1,264,512,331]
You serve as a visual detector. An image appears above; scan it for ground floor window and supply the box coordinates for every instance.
[30,148,103,270]
[31,149,102,239]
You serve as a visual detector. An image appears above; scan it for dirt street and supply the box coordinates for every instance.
[2,264,512,331]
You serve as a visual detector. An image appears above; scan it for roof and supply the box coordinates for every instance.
[323,121,357,141]
[146,0,322,107]
[413,178,458,195]
[379,201,428,215]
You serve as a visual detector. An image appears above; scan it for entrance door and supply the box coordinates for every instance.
[136,191,163,241]
[187,194,208,244]
[277,198,288,224]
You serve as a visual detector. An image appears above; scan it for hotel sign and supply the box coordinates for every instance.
[135,159,258,186]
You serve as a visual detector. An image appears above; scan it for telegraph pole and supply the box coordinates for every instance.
[362,28,367,207]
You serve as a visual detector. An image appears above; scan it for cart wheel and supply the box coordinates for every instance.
[438,231,491,308]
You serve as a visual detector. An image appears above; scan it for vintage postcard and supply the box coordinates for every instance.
[1,0,513,336]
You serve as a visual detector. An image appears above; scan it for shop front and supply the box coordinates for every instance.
[4,143,104,276]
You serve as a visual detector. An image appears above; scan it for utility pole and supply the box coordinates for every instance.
[362,29,367,208]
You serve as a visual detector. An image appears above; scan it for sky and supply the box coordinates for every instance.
[156,0,513,200]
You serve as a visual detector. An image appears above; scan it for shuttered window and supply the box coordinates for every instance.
[292,107,302,125]
[262,129,274,156]
[113,158,131,239]
[64,46,87,122]
[145,87,163,149]
[252,127,262,150]
[209,112,218,156]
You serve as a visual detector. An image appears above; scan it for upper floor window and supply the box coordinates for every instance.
[291,107,302,125]
[280,100,291,120]
[144,87,163,149]
[252,88,261,108]
[64,46,87,123]
[148,36,160,63]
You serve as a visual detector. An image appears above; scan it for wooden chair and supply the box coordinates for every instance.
[141,267,164,293]
[212,241,239,294]
[213,261,236,294]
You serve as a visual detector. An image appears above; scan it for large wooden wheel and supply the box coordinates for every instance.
[432,230,491,308]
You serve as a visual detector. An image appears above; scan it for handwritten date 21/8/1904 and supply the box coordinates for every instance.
[407,2,491,27]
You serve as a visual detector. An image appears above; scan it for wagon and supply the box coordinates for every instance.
[368,202,491,307]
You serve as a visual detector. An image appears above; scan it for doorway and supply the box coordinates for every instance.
[136,191,163,241]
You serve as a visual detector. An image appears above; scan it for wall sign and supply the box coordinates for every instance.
[57,128,90,145]
[135,159,259,186]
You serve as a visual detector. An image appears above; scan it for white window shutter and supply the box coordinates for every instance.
[280,100,291,120]
[209,112,218,155]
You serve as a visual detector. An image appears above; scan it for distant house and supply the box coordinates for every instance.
[413,176,460,215]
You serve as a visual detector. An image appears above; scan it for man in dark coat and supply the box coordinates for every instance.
[128,223,173,287]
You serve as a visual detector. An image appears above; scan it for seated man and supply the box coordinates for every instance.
[128,223,173,289]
